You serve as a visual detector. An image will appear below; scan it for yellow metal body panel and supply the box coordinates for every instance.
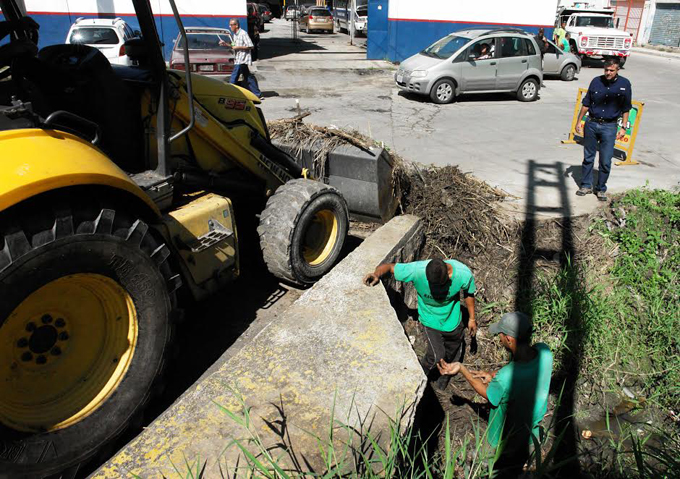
[160,193,239,301]
[0,129,159,215]
[167,73,294,191]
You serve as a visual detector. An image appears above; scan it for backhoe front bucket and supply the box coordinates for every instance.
[272,140,399,224]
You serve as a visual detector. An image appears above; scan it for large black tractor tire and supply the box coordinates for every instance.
[258,179,349,285]
[0,203,179,478]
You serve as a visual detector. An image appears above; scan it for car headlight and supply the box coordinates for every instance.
[410,70,427,78]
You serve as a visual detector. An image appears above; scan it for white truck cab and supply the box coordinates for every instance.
[557,1,633,65]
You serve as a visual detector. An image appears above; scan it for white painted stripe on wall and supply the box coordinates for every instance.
[24,0,246,16]
[388,0,558,26]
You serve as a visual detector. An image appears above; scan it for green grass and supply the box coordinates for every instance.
[520,188,679,410]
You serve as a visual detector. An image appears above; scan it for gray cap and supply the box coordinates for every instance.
[488,312,532,340]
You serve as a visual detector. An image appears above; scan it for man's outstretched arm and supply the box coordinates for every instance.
[363,263,395,286]
[437,361,489,401]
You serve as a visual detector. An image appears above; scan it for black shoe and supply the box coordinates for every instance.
[576,187,592,196]
[596,190,608,201]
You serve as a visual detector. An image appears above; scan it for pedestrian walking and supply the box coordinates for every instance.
[438,312,553,478]
[364,258,476,390]
[575,58,632,201]
[221,18,262,99]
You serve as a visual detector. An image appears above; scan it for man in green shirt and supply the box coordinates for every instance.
[438,312,553,477]
[364,258,476,389]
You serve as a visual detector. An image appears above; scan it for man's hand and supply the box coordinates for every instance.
[437,359,461,376]
[218,40,229,46]
[616,128,626,141]
[467,319,477,337]
[363,273,380,287]
[363,263,395,287]
[471,371,493,384]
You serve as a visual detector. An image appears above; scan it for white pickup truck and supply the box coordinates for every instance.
[558,8,633,65]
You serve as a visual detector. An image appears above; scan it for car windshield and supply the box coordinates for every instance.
[576,16,614,28]
[69,27,119,45]
[177,33,232,50]
[422,35,470,59]
[310,9,331,16]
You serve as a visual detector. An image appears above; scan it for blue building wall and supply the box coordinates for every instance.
[367,0,555,63]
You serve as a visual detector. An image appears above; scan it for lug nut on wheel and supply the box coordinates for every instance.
[55,318,66,327]
[17,338,28,348]
[21,352,33,362]
[26,322,36,332]
[41,314,53,324]
[51,347,62,356]
[36,355,47,365]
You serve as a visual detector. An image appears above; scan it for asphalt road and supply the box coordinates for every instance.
[257,18,680,218]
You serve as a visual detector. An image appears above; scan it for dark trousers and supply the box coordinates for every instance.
[229,64,261,97]
[581,120,617,192]
[421,321,466,390]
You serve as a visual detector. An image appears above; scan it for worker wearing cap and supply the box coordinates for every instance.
[438,312,553,476]
[364,258,476,390]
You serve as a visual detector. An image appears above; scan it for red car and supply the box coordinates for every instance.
[169,27,235,76]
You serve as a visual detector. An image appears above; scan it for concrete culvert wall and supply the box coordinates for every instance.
[95,215,426,477]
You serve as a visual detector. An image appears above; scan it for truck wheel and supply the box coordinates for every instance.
[618,57,627,67]
[258,179,349,285]
[430,79,456,104]
[560,63,576,81]
[0,205,178,477]
[517,78,539,102]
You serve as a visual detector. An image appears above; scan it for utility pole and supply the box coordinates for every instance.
[349,0,356,45]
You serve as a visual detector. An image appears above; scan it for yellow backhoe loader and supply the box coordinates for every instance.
[0,1,396,476]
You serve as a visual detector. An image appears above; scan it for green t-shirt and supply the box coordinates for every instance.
[561,38,570,52]
[554,27,566,44]
[393,260,475,332]
[485,343,553,448]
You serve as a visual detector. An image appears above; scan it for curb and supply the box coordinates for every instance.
[632,47,680,60]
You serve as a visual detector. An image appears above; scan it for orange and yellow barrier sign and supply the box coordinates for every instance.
[562,87,645,166]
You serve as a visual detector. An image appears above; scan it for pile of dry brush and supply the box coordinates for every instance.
[268,118,516,262]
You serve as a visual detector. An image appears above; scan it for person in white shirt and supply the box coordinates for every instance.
[220,18,262,98]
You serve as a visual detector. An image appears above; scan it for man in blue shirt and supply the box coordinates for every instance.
[574,58,632,201]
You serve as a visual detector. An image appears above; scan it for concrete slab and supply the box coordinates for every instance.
[94,216,426,478]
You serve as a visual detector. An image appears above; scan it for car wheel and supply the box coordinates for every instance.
[429,79,455,104]
[560,63,576,81]
[517,78,539,102]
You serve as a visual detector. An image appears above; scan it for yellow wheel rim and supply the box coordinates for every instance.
[0,274,138,432]
[302,209,339,266]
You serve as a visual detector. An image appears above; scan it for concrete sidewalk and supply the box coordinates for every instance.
[94,216,426,478]
[255,18,390,71]
[632,45,680,60]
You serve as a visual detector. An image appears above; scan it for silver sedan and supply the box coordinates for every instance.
[543,40,581,81]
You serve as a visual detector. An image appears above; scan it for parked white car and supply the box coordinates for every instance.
[66,17,139,66]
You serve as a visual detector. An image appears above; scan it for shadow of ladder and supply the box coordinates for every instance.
[514,160,581,477]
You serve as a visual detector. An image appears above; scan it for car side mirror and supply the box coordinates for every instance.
[468,53,476,60]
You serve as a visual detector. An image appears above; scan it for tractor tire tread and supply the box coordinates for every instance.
[258,179,346,285]
[0,203,179,476]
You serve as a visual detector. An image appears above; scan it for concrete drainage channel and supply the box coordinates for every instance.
[94,215,427,477]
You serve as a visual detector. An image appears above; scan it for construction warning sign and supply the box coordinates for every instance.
[562,88,645,166]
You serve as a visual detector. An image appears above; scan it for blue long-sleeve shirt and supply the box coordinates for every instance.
[582,75,632,121]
